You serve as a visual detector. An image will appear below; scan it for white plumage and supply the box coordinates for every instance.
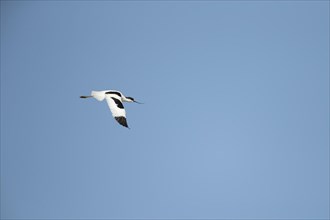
[80,90,141,128]
[105,93,126,117]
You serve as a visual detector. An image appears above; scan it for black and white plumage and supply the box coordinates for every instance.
[80,90,141,128]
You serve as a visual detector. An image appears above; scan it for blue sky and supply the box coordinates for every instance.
[1,1,329,219]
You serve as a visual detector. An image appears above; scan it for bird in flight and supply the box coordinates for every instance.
[80,90,142,128]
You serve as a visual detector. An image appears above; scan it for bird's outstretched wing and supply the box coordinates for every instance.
[105,93,129,128]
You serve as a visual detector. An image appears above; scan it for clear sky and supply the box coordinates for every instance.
[1,1,329,219]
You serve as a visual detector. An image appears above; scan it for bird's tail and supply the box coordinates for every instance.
[91,91,105,101]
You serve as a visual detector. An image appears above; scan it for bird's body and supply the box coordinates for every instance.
[80,90,141,128]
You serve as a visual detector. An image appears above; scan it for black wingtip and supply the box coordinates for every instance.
[114,116,129,128]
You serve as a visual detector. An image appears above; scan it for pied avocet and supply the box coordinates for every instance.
[80,90,141,128]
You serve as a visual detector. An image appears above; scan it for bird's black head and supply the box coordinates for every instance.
[126,96,135,101]
[126,96,143,104]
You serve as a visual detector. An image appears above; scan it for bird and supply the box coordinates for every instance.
[80,90,142,128]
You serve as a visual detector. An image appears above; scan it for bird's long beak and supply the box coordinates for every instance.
[134,100,144,104]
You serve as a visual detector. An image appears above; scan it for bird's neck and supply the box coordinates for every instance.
[122,96,132,102]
